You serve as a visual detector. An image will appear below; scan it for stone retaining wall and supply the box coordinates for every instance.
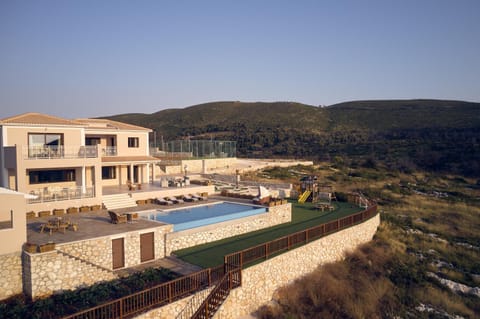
[22,224,172,299]
[138,213,380,318]
[165,204,291,255]
[0,252,23,300]
[215,213,381,318]
[22,250,117,299]
[136,294,195,319]
[58,225,172,270]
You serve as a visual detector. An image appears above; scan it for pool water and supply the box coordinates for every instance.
[141,202,267,231]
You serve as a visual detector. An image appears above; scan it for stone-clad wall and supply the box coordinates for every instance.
[0,252,23,300]
[165,204,291,255]
[22,224,173,299]
[215,214,381,318]
[125,232,140,268]
[136,294,195,319]
[23,250,117,299]
[58,225,172,270]
[137,213,380,318]
[58,237,113,269]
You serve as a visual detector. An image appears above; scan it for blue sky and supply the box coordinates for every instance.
[1,0,479,119]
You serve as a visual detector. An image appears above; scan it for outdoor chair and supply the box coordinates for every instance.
[108,211,128,224]
[127,180,137,191]
[40,217,70,235]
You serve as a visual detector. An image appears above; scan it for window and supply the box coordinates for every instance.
[29,169,75,184]
[28,133,63,157]
[128,137,139,148]
[0,210,13,230]
[102,166,116,179]
[86,137,101,146]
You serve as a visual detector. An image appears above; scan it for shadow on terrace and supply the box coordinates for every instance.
[26,199,215,246]
[26,206,161,246]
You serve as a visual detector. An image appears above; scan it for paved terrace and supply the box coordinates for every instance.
[26,199,223,246]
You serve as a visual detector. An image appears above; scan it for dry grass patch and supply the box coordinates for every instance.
[258,243,398,319]
[414,285,476,318]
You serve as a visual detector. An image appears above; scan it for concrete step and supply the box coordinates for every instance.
[102,194,137,210]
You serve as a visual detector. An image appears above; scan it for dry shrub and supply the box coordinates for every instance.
[262,242,398,319]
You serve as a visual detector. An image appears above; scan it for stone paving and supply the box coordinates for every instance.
[26,200,219,246]
[115,255,203,277]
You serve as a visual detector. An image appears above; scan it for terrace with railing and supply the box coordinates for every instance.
[101,146,117,156]
[23,145,99,159]
[28,186,95,204]
[60,201,378,319]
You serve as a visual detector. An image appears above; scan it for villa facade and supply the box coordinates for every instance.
[0,113,161,212]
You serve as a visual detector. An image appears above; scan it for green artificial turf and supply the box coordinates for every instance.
[174,201,362,268]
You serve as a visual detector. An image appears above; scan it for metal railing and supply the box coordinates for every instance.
[152,140,237,159]
[61,203,378,319]
[175,286,214,319]
[224,205,378,268]
[24,145,98,159]
[28,186,95,204]
[191,267,242,319]
[101,146,117,156]
[62,266,225,319]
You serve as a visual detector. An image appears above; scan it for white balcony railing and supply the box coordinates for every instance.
[27,185,95,204]
[101,146,117,156]
[24,145,98,159]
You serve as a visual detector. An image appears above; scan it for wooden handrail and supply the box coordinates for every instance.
[191,268,242,319]
[225,204,378,269]
[62,204,377,319]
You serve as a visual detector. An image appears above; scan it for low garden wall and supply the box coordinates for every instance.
[165,203,292,256]
[0,252,23,300]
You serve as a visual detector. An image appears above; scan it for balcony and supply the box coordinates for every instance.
[27,185,95,204]
[24,146,98,159]
[101,146,117,156]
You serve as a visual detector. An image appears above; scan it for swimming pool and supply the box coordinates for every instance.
[141,202,267,231]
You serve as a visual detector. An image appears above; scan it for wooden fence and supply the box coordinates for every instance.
[62,204,377,319]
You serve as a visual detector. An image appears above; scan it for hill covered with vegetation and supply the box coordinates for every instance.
[104,99,480,177]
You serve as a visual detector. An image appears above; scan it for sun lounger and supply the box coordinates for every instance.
[192,194,207,201]
[167,196,184,204]
[156,197,173,205]
[183,194,199,202]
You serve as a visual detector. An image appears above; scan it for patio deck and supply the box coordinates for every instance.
[26,199,221,246]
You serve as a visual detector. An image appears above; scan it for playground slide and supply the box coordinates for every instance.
[298,190,311,203]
